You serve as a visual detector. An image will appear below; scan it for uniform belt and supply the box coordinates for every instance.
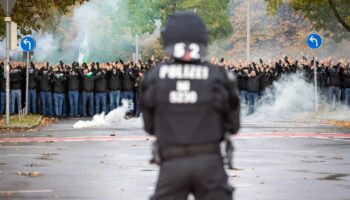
[159,143,220,161]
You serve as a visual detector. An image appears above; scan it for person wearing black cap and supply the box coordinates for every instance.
[141,11,240,200]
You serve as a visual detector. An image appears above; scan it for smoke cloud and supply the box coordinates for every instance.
[73,100,143,129]
[244,73,350,122]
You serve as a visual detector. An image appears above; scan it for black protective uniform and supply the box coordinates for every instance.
[141,12,240,200]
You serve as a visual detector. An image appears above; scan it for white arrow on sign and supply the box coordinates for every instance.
[310,36,318,47]
[23,39,31,50]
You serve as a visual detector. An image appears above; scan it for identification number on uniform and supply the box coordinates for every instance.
[159,64,209,104]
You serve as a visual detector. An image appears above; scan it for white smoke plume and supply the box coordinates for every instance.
[73,100,143,129]
[244,73,350,122]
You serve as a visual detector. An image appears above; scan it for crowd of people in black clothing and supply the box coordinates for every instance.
[0,57,155,118]
[0,56,349,118]
[212,57,350,113]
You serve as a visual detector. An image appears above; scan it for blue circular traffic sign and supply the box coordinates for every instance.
[307,33,322,49]
[20,36,36,52]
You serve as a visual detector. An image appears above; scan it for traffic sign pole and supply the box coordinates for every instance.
[25,52,29,115]
[20,36,36,116]
[307,33,322,113]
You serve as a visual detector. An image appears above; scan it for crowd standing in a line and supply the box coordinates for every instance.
[0,57,155,118]
[0,56,349,117]
[212,57,350,114]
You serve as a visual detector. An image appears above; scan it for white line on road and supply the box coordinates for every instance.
[0,154,40,158]
[235,159,284,163]
[316,137,350,142]
[0,189,53,194]
[239,149,317,153]
[0,146,66,149]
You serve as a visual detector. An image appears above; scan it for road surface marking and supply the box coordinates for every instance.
[317,137,350,142]
[240,149,316,153]
[0,132,349,143]
[0,145,66,148]
[236,159,284,163]
[0,189,53,194]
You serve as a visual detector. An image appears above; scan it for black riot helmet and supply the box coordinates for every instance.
[161,11,209,62]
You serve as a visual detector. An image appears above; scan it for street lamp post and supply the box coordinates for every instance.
[1,0,17,124]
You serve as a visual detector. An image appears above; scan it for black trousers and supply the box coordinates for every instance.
[151,154,234,200]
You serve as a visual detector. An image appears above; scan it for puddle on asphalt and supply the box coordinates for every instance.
[318,173,349,181]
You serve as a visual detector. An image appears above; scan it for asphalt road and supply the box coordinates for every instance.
[0,117,350,200]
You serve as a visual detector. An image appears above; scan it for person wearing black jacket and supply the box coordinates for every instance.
[28,63,38,114]
[260,67,274,92]
[108,63,123,110]
[52,68,67,117]
[122,63,136,113]
[141,12,240,200]
[308,62,328,100]
[38,64,54,116]
[327,64,342,109]
[342,64,350,107]
[10,65,24,114]
[79,66,95,117]
[0,63,6,114]
[236,68,248,105]
[134,69,144,117]
[94,65,108,114]
[246,70,261,114]
[67,66,80,117]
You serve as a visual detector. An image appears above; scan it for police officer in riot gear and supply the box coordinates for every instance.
[140,12,240,200]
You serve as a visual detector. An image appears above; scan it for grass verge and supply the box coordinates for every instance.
[0,115,42,128]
